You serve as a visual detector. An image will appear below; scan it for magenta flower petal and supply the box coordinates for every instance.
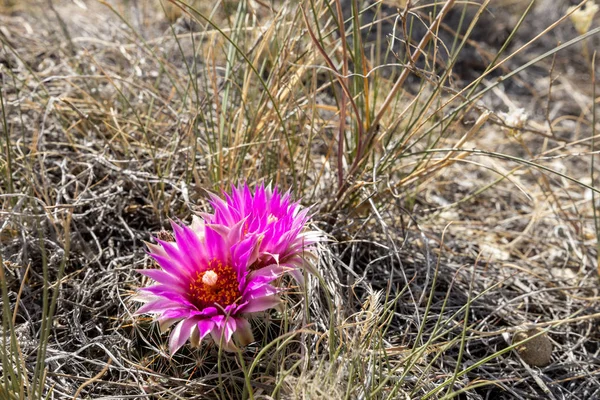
[205,223,231,241]
[154,239,190,270]
[140,285,190,303]
[144,241,168,258]
[161,309,193,320]
[162,306,218,321]
[135,299,189,316]
[249,264,288,280]
[197,319,215,342]
[244,276,278,292]
[228,218,248,246]
[231,235,261,277]
[244,269,280,291]
[169,318,199,355]
[224,318,237,342]
[244,284,279,300]
[203,226,227,262]
[239,295,281,313]
[137,269,187,290]
[170,221,206,267]
[148,252,190,279]
[190,307,219,317]
[209,316,238,351]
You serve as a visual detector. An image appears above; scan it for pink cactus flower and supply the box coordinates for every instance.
[135,217,283,354]
[204,184,321,283]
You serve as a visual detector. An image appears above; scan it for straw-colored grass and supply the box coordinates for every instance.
[1,0,599,398]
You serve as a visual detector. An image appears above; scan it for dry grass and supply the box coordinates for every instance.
[1,0,600,399]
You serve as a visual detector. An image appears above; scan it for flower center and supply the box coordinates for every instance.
[189,259,241,308]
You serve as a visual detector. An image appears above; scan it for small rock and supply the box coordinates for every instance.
[512,328,553,367]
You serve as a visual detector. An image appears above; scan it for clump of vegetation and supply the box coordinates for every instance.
[1,0,599,398]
